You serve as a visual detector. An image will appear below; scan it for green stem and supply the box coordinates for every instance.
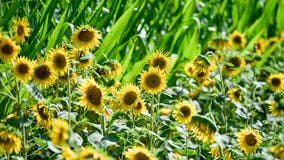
[17,81,27,160]
[101,113,106,136]
[67,68,72,127]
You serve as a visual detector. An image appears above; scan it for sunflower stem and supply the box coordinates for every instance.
[101,113,106,136]
[206,51,225,95]
[186,132,189,160]
[67,68,72,128]
[16,80,27,160]
[7,153,10,160]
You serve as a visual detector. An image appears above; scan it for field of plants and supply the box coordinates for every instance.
[0,0,284,159]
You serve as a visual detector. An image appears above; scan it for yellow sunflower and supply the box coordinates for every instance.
[78,147,109,160]
[133,99,146,115]
[0,37,19,62]
[33,61,57,89]
[254,38,265,54]
[107,61,122,77]
[229,31,247,48]
[31,102,53,129]
[194,69,210,84]
[49,119,69,146]
[58,72,78,84]
[227,87,242,102]
[173,102,196,124]
[71,25,101,51]
[266,37,278,47]
[0,130,22,154]
[148,50,172,72]
[61,146,77,160]
[187,115,217,144]
[237,127,261,155]
[159,107,172,116]
[12,17,31,43]
[118,84,141,112]
[12,56,34,82]
[140,68,167,94]
[71,49,93,69]
[209,146,231,160]
[208,38,231,50]
[267,73,284,92]
[270,144,284,160]
[184,62,195,77]
[47,47,69,75]
[222,55,246,76]
[125,146,156,160]
[79,78,104,112]
[268,100,282,117]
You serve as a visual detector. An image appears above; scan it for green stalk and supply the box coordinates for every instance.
[67,68,72,127]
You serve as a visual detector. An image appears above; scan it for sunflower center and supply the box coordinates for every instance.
[180,106,191,117]
[17,25,24,35]
[34,65,51,80]
[271,78,281,87]
[153,58,166,70]
[78,30,94,42]
[86,86,102,106]
[146,74,161,88]
[233,35,242,44]
[134,152,150,160]
[0,137,13,144]
[83,153,94,159]
[196,71,206,78]
[233,90,241,99]
[245,133,257,146]
[229,57,241,68]
[53,53,67,69]
[37,106,49,120]
[1,44,13,55]
[17,63,29,74]
[123,91,138,105]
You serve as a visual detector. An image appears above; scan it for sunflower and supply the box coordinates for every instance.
[32,102,53,129]
[125,146,156,160]
[267,74,284,92]
[78,147,109,160]
[140,68,167,94]
[159,107,172,116]
[0,37,19,62]
[79,78,104,112]
[227,87,242,102]
[266,37,278,47]
[208,38,231,50]
[222,55,246,76]
[71,25,101,51]
[71,49,93,69]
[187,115,217,144]
[229,31,247,48]
[58,72,78,84]
[173,102,196,124]
[237,127,261,155]
[133,99,146,115]
[0,130,22,154]
[184,62,195,77]
[12,56,34,82]
[268,100,283,117]
[12,17,31,43]
[61,146,77,160]
[209,146,231,160]
[269,144,284,160]
[194,70,210,84]
[47,47,69,75]
[33,61,57,89]
[148,50,172,72]
[118,84,141,112]
[107,61,122,77]
[254,38,265,54]
[49,119,69,146]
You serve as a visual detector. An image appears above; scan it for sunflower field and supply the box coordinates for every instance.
[1,0,284,159]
